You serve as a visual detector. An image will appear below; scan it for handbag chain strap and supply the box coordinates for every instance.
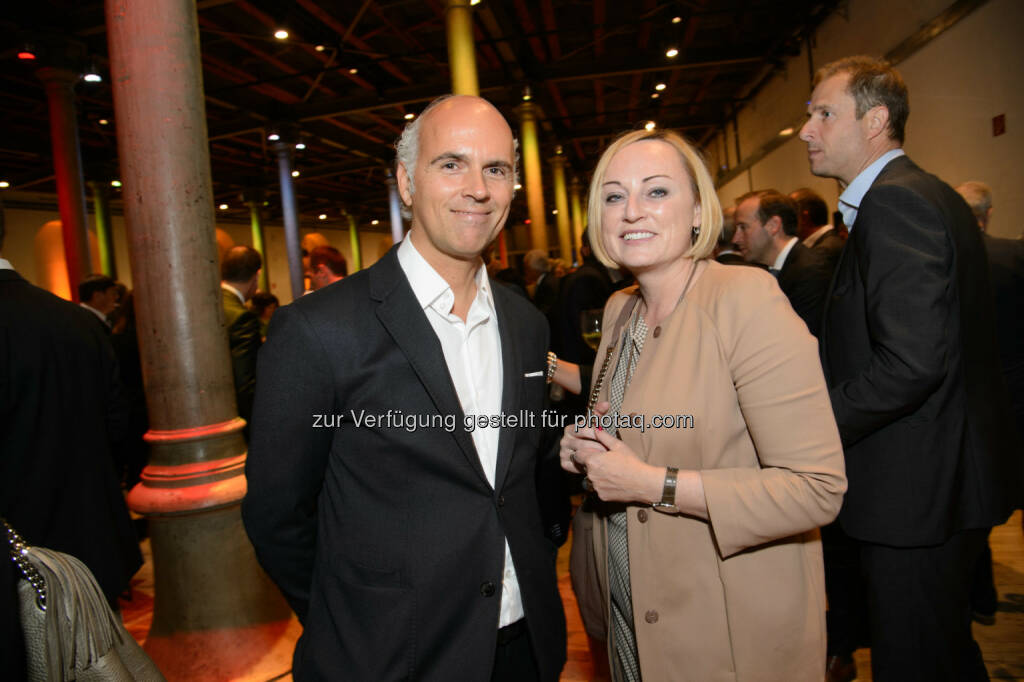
[2,518,47,611]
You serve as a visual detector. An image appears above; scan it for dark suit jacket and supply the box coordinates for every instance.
[242,246,567,681]
[221,287,261,428]
[777,241,831,338]
[983,233,1024,426]
[1,269,141,673]
[808,227,846,274]
[531,271,561,317]
[820,155,1023,546]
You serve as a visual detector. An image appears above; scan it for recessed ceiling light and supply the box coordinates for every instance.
[655,83,666,91]
[219,203,229,210]
[0,181,10,189]
[348,68,358,74]
[295,142,306,150]
[514,183,522,190]
[552,209,558,215]
[318,214,327,220]
[111,180,122,188]
[291,170,300,177]
[666,48,679,58]
[651,93,660,99]
[315,45,325,52]
[672,16,682,24]
[371,219,380,225]
[644,121,656,131]
[267,133,280,141]
[274,29,289,40]
[98,119,109,125]
[404,113,415,120]
[779,127,795,136]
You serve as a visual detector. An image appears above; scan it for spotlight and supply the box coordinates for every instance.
[0,181,10,189]
[404,113,415,120]
[666,48,679,58]
[672,16,682,24]
[98,119,109,126]
[655,83,666,91]
[268,133,280,141]
[348,68,358,74]
[111,180,122,188]
[295,142,306,150]
[315,45,326,52]
[514,183,522,191]
[82,62,102,83]
[779,127,795,136]
[274,29,289,40]
[291,170,300,178]
[371,219,380,226]
[651,93,660,99]
[219,203,229,210]
[318,214,327,220]
[644,121,656,131]
[552,209,559,215]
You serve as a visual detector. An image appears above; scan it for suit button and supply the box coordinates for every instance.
[644,610,659,624]
[653,326,662,338]
[480,581,496,597]
[497,495,505,507]
[637,509,648,523]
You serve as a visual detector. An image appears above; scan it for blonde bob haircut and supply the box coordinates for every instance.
[587,128,723,268]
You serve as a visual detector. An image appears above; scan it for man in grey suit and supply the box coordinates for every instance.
[802,56,1022,681]
[243,95,566,681]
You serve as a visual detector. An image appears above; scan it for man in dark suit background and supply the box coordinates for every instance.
[243,95,566,681]
[791,187,845,272]
[1,214,141,677]
[801,55,1022,681]
[733,189,832,337]
[78,273,120,331]
[220,246,262,431]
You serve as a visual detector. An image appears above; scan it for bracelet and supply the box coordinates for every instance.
[652,466,679,510]
[546,351,558,383]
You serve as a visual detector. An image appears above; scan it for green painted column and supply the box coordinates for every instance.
[88,180,117,278]
[244,190,269,292]
[346,211,362,272]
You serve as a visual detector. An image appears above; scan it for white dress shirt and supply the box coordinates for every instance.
[221,282,246,305]
[80,302,111,327]
[396,236,524,628]
[802,224,834,248]
[838,148,906,230]
[772,236,799,272]
[0,258,13,271]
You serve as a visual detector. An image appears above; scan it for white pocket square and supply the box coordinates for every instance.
[523,371,545,378]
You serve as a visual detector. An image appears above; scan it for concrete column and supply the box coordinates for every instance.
[516,99,547,250]
[570,176,585,263]
[345,211,362,272]
[273,142,304,301]
[445,0,479,96]
[105,0,293,677]
[88,180,117,278]
[549,149,572,263]
[244,189,269,292]
[37,67,91,299]
[386,170,405,245]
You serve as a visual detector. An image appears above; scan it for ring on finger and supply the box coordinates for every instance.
[581,476,593,492]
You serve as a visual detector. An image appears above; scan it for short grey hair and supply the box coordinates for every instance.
[394,95,520,221]
[524,249,550,273]
[955,181,992,230]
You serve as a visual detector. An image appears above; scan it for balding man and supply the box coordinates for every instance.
[244,95,566,681]
[220,245,262,430]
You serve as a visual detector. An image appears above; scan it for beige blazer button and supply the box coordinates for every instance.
[637,509,648,523]
[644,610,659,624]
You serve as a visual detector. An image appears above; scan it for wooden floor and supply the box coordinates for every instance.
[121,511,1024,681]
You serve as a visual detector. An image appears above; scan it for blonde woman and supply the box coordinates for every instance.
[560,129,846,681]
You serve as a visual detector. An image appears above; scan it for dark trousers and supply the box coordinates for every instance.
[491,619,540,682]
[822,520,869,657]
[860,527,989,682]
[970,530,998,616]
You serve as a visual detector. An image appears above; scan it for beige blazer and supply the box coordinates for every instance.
[588,260,846,682]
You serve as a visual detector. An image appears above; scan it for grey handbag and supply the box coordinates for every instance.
[4,518,165,681]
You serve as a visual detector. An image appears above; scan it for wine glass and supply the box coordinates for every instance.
[580,308,603,351]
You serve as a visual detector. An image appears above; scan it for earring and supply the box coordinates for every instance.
[692,225,701,239]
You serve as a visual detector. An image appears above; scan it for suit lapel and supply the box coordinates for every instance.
[492,285,521,493]
[370,248,491,488]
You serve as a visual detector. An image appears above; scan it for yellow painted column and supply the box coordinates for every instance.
[516,98,547,250]
[445,0,479,96]
[570,176,585,262]
[346,212,363,272]
[88,181,117,278]
[244,191,269,292]
[549,148,572,263]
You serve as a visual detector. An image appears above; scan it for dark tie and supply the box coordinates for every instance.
[769,267,781,278]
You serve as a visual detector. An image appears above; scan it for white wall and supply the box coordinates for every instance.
[710,0,1024,239]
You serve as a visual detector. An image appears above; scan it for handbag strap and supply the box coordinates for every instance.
[3,517,47,611]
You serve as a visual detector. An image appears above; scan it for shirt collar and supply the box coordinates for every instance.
[221,282,246,305]
[802,224,833,248]
[838,148,906,230]
[0,258,13,271]
[80,302,111,326]
[396,236,494,316]
[772,236,798,271]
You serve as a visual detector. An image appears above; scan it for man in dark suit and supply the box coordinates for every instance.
[1,219,141,677]
[734,189,832,337]
[791,187,845,272]
[243,95,566,681]
[220,246,262,431]
[78,273,119,331]
[524,249,560,317]
[801,56,1023,681]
